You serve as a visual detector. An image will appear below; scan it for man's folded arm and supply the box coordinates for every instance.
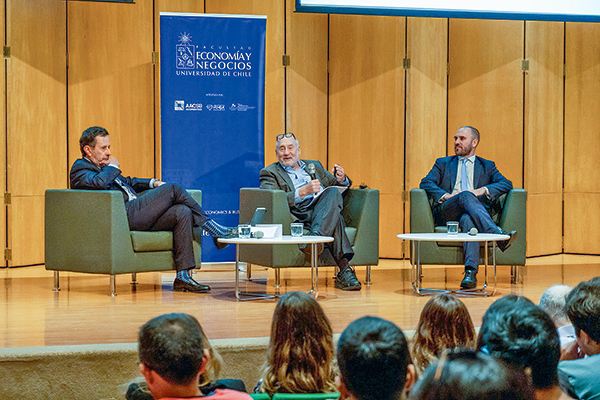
[420,160,448,203]
[70,164,120,190]
[485,163,513,200]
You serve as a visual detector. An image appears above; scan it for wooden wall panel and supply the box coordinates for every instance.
[154,2,205,177]
[284,0,328,163]
[564,194,600,254]
[405,17,448,244]
[524,21,564,256]
[527,193,562,256]
[329,15,405,258]
[448,19,524,188]
[205,0,285,167]
[564,23,600,254]
[7,0,66,266]
[68,0,154,179]
[0,0,5,267]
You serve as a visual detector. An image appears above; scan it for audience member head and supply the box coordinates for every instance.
[259,291,336,394]
[337,316,415,400]
[138,313,208,398]
[409,350,535,400]
[79,126,109,157]
[539,284,573,327]
[565,277,600,355]
[411,294,476,374]
[477,295,560,391]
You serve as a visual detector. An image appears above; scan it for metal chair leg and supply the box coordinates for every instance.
[110,275,117,297]
[247,263,252,280]
[274,268,281,288]
[131,273,138,285]
[511,265,518,284]
[53,271,60,292]
[365,265,372,286]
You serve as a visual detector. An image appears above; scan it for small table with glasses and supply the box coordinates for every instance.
[397,232,509,296]
[218,235,334,301]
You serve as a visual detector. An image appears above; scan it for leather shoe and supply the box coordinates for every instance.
[497,230,517,252]
[299,243,324,256]
[460,269,477,289]
[213,236,229,250]
[173,277,210,293]
[335,267,362,291]
[213,228,239,250]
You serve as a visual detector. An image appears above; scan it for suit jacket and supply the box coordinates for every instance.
[259,160,351,210]
[419,155,512,212]
[70,158,152,202]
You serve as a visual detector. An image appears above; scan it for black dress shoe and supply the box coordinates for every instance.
[497,230,517,252]
[173,277,210,293]
[213,236,229,250]
[335,267,362,291]
[460,269,477,289]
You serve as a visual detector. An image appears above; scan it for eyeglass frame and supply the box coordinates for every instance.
[276,132,296,141]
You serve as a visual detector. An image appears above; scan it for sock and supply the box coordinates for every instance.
[202,219,229,237]
[176,270,192,281]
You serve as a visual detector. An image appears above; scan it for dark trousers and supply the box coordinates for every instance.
[292,187,354,265]
[433,191,499,272]
[125,183,209,272]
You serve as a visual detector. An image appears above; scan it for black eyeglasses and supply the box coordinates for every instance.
[276,132,296,141]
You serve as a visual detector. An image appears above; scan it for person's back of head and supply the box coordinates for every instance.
[337,316,415,400]
[411,293,476,374]
[566,276,600,354]
[259,291,336,394]
[477,295,560,391]
[539,285,573,327]
[138,313,205,387]
[409,350,535,400]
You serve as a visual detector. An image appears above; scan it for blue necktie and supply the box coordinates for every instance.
[460,158,469,192]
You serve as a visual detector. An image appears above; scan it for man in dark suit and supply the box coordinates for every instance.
[70,126,236,294]
[259,133,361,291]
[420,126,516,289]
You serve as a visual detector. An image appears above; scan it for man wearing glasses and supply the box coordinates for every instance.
[259,133,361,291]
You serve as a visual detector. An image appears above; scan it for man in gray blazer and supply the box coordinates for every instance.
[259,133,361,291]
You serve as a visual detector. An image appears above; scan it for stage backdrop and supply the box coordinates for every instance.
[160,13,266,262]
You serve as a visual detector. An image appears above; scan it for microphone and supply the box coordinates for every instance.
[252,231,264,239]
[468,227,478,236]
[307,163,317,181]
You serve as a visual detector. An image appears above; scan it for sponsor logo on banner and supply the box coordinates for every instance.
[174,32,254,78]
[229,103,256,112]
[174,100,184,110]
[174,100,202,111]
[206,104,225,111]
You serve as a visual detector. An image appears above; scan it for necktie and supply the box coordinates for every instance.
[115,176,138,201]
[460,158,469,192]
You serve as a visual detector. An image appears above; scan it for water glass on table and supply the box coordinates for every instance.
[447,221,459,235]
[239,224,251,239]
[291,222,303,237]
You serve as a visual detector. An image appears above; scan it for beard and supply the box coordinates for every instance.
[455,143,473,157]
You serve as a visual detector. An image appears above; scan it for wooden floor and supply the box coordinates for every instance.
[1,255,599,348]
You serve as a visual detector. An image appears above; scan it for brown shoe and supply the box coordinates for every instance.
[299,242,324,256]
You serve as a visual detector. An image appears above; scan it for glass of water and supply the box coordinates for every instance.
[447,221,459,235]
[291,222,303,237]
[239,224,251,239]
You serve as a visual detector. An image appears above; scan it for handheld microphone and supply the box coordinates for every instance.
[307,163,317,181]
[468,227,478,236]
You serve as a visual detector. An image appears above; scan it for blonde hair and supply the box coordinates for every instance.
[411,294,476,375]
[258,292,337,395]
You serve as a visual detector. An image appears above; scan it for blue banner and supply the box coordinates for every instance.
[160,13,266,262]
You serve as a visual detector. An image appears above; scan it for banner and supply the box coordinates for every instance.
[160,13,266,262]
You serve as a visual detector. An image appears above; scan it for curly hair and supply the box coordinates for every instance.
[258,291,337,395]
[411,294,476,374]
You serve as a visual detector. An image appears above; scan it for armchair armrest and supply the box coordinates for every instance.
[239,188,295,234]
[342,189,379,264]
[410,188,436,233]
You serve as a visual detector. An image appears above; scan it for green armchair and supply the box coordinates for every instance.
[45,189,203,296]
[409,188,526,282]
[238,188,379,285]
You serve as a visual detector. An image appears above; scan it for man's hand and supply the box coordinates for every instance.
[560,340,583,361]
[470,187,487,197]
[106,156,120,168]
[299,180,321,198]
[153,180,165,188]
[440,192,456,202]
[332,164,346,183]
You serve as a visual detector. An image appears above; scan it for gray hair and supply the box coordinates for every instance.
[539,284,573,326]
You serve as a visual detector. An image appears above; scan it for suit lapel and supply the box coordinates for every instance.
[449,156,458,190]
[473,156,483,188]
[276,162,296,192]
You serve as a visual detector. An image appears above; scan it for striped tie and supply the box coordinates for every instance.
[460,158,469,192]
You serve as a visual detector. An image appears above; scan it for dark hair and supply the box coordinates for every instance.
[138,313,204,386]
[80,126,109,156]
[258,291,336,394]
[411,294,476,374]
[337,316,411,400]
[476,295,560,390]
[409,350,535,400]
[566,276,600,343]
[458,126,480,142]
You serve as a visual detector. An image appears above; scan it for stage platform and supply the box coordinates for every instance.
[1,255,599,348]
